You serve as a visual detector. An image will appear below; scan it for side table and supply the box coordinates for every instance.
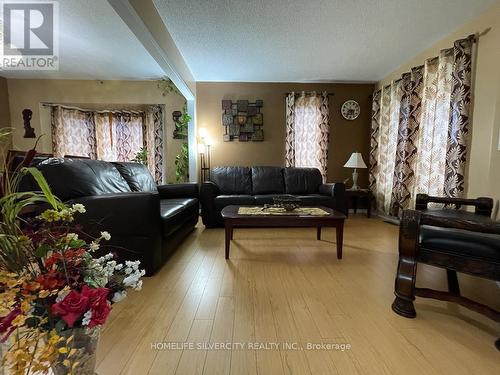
[345,188,373,218]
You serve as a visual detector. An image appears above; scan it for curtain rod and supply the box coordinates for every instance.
[284,92,335,96]
[41,103,145,115]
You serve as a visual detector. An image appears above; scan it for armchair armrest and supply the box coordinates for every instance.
[415,194,493,217]
[319,182,346,214]
[157,183,199,199]
[420,210,500,235]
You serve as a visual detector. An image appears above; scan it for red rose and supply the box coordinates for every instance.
[87,300,111,328]
[51,290,88,327]
[81,285,109,307]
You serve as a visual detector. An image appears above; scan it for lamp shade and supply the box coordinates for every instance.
[344,152,367,169]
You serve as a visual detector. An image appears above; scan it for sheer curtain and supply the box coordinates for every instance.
[51,105,165,183]
[370,36,474,217]
[94,112,143,162]
[51,106,96,158]
[285,92,330,182]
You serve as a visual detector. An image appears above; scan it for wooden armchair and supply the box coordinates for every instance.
[392,194,500,349]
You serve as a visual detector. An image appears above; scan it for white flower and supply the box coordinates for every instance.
[89,241,100,252]
[134,280,143,291]
[111,291,127,303]
[125,267,132,275]
[71,203,86,213]
[65,233,79,242]
[114,263,123,271]
[82,310,92,326]
[100,231,111,241]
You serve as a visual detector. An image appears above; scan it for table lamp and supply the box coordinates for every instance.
[343,152,367,190]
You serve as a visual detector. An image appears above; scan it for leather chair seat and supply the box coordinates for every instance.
[295,194,336,208]
[160,198,199,237]
[420,225,500,261]
[214,195,255,210]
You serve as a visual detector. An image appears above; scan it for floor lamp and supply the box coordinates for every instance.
[198,142,211,182]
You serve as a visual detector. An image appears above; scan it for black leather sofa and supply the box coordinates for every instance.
[200,166,346,227]
[21,158,199,275]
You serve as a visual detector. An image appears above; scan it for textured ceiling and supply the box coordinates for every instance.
[153,0,499,82]
[0,0,164,80]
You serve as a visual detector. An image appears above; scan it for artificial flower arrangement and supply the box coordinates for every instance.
[0,152,145,374]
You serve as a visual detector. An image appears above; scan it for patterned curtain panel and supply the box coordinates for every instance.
[94,112,144,162]
[317,92,330,182]
[369,90,381,192]
[145,105,165,184]
[370,36,475,217]
[444,38,474,198]
[284,92,330,182]
[284,93,296,167]
[51,106,96,158]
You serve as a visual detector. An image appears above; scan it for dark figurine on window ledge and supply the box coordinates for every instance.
[22,108,36,138]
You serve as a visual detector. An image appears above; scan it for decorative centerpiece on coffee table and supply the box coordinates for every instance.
[270,196,302,212]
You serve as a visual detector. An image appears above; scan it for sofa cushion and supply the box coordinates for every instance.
[211,166,252,195]
[295,194,335,208]
[214,195,255,210]
[27,158,131,201]
[251,167,285,194]
[254,194,295,205]
[112,162,157,192]
[420,225,500,262]
[283,168,322,194]
[160,198,199,237]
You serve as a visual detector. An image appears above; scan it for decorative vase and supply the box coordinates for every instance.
[51,327,100,375]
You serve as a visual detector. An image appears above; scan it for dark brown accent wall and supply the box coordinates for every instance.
[196,82,374,187]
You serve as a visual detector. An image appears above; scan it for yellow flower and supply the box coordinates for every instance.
[12,314,26,327]
[38,290,50,298]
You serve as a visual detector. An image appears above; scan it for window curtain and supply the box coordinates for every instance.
[94,111,144,162]
[51,105,165,183]
[284,92,330,182]
[144,105,165,184]
[370,36,474,217]
[51,106,97,159]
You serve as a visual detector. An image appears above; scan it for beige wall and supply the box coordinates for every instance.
[6,79,186,183]
[378,2,500,218]
[196,82,374,186]
[0,77,12,163]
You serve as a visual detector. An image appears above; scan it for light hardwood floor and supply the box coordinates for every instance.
[96,215,500,375]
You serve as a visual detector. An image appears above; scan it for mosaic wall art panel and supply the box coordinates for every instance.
[222,99,264,142]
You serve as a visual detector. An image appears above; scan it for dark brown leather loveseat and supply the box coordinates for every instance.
[20,158,199,275]
[200,166,346,227]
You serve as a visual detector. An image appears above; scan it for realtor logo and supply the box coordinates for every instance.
[1,0,59,70]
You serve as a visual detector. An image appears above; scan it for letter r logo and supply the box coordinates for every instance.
[2,1,54,56]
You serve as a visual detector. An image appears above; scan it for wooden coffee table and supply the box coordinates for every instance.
[221,205,346,259]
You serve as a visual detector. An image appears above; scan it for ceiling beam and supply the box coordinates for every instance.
[107,0,195,100]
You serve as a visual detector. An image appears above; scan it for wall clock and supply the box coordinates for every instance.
[341,100,360,121]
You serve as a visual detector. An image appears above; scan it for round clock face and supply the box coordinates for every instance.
[341,100,360,120]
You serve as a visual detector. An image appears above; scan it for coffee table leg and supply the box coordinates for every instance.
[316,227,321,240]
[336,222,344,259]
[225,223,232,259]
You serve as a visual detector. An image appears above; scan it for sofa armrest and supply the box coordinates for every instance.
[157,183,199,199]
[200,182,221,227]
[319,182,346,214]
[68,192,161,237]
[200,181,220,200]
